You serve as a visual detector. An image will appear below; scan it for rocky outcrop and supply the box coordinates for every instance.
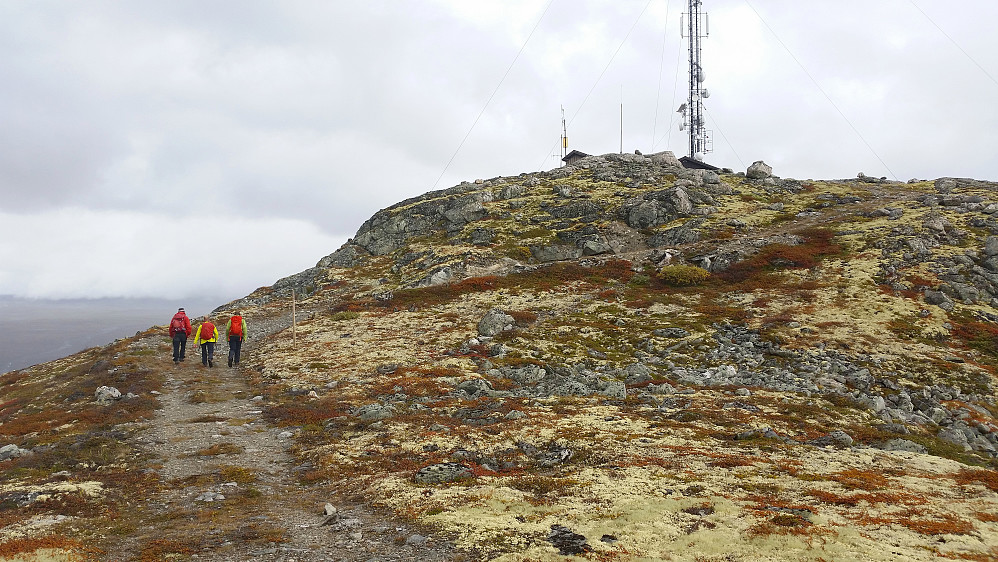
[746,160,773,179]
[353,189,491,256]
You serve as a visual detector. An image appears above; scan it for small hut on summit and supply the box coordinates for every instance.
[562,150,589,167]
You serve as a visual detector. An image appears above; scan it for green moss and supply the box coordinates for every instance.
[905,435,990,467]
[657,265,710,287]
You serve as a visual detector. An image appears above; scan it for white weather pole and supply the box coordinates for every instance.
[292,289,297,347]
[560,105,568,164]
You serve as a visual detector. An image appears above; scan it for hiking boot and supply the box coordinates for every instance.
[228,357,233,368]
[208,360,214,368]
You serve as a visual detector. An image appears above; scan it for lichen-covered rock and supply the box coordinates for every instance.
[877,439,928,454]
[477,309,514,337]
[599,381,626,399]
[0,444,29,461]
[653,328,690,338]
[938,427,971,451]
[530,244,582,263]
[95,386,122,406]
[456,378,495,398]
[809,430,854,448]
[414,463,475,485]
[746,160,773,179]
[647,219,703,247]
[355,403,396,421]
[316,244,364,268]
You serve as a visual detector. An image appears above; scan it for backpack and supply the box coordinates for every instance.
[201,321,215,340]
[230,316,243,337]
[170,314,186,334]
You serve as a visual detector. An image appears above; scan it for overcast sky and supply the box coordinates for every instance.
[2,0,996,302]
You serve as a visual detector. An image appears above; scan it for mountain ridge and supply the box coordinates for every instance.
[2,152,998,561]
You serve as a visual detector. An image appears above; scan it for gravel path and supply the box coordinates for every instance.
[101,312,468,561]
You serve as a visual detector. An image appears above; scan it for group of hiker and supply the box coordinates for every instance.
[168,308,248,368]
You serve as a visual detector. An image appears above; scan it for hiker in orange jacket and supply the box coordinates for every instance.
[169,308,192,364]
[194,318,219,368]
[226,312,248,368]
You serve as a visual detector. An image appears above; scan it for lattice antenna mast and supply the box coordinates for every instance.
[679,0,711,160]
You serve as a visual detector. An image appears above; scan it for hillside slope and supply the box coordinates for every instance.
[2,152,998,561]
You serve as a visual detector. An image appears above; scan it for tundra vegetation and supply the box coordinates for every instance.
[2,153,998,561]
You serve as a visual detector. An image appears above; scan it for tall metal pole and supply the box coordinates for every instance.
[560,105,568,164]
[685,0,709,160]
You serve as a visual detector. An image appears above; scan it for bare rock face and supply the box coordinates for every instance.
[746,160,773,179]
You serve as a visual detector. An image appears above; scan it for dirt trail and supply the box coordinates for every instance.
[102,321,466,561]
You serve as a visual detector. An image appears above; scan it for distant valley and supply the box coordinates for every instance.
[0,296,218,372]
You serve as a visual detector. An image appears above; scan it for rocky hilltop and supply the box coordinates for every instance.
[2,152,998,561]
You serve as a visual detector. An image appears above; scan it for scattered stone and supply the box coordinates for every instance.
[547,524,590,555]
[355,403,396,421]
[195,491,226,502]
[414,463,475,485]
[653,328,689,338]
[809,430,854,448]
[405,534,428,546]
[0,444,30,461]
[477,309,515,337]
[537,447,573,468]
[877,439,928,454]
[95,386,122,406]
[938,428,971,451]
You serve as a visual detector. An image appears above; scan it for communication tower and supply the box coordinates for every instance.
[678,0,712,160]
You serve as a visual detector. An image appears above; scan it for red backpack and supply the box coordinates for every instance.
[170,314,186,334]
[230,315,243,337]
[201,321,215,340]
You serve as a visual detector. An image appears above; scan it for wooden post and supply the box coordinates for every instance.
[292,290,297,347]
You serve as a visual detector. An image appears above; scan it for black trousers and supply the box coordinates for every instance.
[201,342,215,366]
[228,336,243,365]
[172,333,187,361]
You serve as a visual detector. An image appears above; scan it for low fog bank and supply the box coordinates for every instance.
[0,296,219,373]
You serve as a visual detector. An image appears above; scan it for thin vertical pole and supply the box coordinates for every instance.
[292,290,296,347]
[620,85,623,154]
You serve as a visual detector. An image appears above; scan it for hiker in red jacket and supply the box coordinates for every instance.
[226,312,248,367]
[169,308,192,364]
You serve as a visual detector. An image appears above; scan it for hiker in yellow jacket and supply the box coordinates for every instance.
[194,318,219,368]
